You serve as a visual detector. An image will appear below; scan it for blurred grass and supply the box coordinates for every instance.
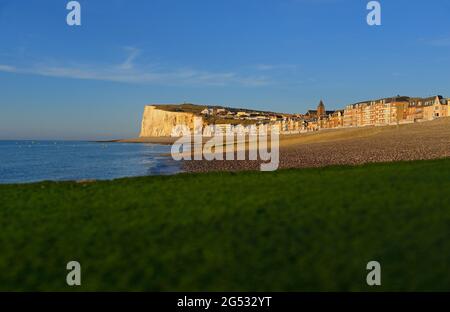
[1,159,450,291]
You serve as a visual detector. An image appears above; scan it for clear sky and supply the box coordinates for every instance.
[1,0,449,140]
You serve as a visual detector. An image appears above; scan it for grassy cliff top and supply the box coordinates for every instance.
[150,103,286,116]
[150,103,208,114]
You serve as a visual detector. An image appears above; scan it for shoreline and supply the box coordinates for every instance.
[97,137,178,145]
[103,118,450,174]
[4,117,449,183]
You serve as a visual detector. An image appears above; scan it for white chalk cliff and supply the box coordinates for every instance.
[139,105,197,137]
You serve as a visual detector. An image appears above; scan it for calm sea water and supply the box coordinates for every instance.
[0,141,181,184]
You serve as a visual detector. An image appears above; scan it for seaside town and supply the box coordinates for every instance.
[140,95,450,137]
[194,95,449,135]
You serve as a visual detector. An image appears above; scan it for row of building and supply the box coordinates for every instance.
[285,95,449,133]
[193,95,449,135]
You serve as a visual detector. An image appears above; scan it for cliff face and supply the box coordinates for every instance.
[139,105,196,137]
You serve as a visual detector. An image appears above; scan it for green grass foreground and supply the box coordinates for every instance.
[1,159,450,291]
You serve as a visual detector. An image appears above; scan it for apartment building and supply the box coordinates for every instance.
[422,96,448,120]
[340,96,447,128]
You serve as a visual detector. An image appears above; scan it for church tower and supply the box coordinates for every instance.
[317,100,325,118]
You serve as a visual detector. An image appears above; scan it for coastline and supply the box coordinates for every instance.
[2,117,450,183]
[98,137,178,145]
[93,117,450,175]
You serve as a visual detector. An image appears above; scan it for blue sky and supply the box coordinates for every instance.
[1,0,449,139]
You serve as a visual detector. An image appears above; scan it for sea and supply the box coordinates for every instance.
[0,140,182,184]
